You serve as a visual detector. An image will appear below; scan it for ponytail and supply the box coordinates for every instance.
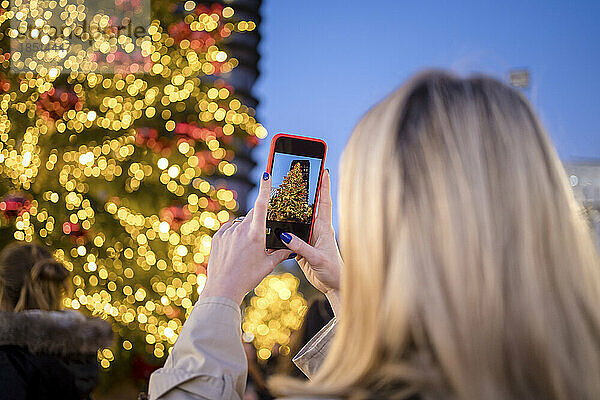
[0,243,70,311]
[31,259,70,282]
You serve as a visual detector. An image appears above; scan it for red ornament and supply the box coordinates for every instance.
[168,4,230,50]
[246,136,259,148]
[37,87,81,120]
[164,305,181,319]
[204,198,220,212]
[159,205,191,230]
[0,193,31,219]
[194,3,223,16]
[195,263,207,275]
[135,127,173,153]
[174,122,223,142]
[136,127,159,142]
[195,150,220,169]
[168,21,216,47]
[62,221,88,239]
[0,74,10,93]
[92,49,152,75]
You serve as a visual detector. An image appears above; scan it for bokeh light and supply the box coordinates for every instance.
[0,0,266,376]
[242,273,308,361]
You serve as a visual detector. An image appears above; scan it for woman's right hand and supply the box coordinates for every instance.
[279,169,343,316]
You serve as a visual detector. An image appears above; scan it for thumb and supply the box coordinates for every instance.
[266,249,293,268]
[279,232,321,266]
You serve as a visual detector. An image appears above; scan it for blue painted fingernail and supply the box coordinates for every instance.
[262,172,270,180]
[280,232,292,244]
[288,253,297,259]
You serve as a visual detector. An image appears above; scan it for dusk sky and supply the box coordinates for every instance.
[248,0,600,222]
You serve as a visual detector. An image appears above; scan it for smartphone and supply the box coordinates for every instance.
[265,133,327,250]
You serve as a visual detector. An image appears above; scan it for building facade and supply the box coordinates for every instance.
[564,160,600,243]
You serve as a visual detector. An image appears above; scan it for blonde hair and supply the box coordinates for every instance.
[273,71,600,399]
[0,242,70,312]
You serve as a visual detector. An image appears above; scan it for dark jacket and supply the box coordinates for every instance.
[0,310,113,400]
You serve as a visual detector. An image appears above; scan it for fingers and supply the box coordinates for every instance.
[235,209,253,230]
[251,172,271,233]
[279,232,322,266]
[316,169,333,225]
[214,219,235,238]
[266,249,293,267]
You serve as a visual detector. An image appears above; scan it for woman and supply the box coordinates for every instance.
[149,71,600,399]
[0,242,113,400]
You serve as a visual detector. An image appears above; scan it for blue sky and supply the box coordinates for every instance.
[248,0,600,222]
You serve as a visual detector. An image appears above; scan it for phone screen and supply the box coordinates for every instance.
[266,135,326,249]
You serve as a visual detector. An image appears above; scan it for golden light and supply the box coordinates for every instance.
[223,163,236,176]
[222,7,234,18]
[203,216,215,229]
[167,165,180,178]
[78,152,94,165]
[159,221,170,233]
[178,142,190,154]
[184,0,195,11]
[0,0,264,373]
[215,51,227,62]
[255,125,268,139]
[257,348,271,360]
[157,157,169,169]
[207,88,219,99]
[176,245,188,256]
[243,274,307,361]
[22,151,32,167]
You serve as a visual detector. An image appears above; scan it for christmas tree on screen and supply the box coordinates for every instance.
[268,162,311,223]
[0,0,266,381]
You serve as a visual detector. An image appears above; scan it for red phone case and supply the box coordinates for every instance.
[266,133,327,245]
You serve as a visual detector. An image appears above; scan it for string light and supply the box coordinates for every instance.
[242,273,308,361]
[0,0,266,373]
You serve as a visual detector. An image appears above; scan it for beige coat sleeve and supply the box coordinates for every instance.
[149,297,247,400]
[148,296,338,400]
[292,318,337,379]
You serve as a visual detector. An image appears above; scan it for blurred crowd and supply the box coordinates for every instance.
[0,240,333,400]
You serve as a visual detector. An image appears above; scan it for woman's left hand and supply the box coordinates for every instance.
[201,172,293,305]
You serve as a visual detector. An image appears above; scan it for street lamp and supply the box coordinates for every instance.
[509,69,530,89]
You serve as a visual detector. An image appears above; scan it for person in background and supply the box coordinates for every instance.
[0,242,113,400]
[277,296,334,379]
[244,295,335,400]
[243,341,273,400]
[149,71,600,400]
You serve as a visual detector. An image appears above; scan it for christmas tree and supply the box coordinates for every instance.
[0,0,265,384]
[268,162,311,223]
[242,273,307,362]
